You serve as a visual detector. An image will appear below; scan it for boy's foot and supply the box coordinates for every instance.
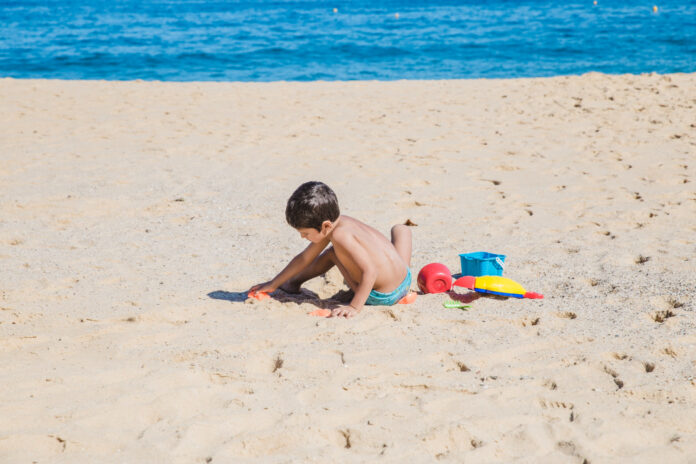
[279,280,302,294]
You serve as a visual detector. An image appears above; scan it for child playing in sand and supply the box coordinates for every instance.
[249,181,412,318]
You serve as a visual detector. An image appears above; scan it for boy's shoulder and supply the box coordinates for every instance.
[331,215,375,244]
[330,216,360,241]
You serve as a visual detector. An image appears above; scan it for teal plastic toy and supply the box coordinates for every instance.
[459,251,506,277]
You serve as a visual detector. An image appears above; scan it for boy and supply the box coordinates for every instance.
[249,181,412,318]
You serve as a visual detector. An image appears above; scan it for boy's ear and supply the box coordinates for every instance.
[321,220,333,234]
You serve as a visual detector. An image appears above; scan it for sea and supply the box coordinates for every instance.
[0,0,695,81]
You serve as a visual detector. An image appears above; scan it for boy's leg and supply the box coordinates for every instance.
[391,224,412,267]
[280,246,339,293]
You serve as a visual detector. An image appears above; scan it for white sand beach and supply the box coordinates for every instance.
[1,74,695,462]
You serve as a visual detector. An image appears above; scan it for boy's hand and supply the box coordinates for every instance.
[330,305,361,318]
[248,281,276,294]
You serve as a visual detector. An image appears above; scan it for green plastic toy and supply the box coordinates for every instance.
[443,300,470,310]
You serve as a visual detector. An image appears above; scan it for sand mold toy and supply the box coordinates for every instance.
[310,309,332,317]
[248,291,270,300]
[398,291,418,305]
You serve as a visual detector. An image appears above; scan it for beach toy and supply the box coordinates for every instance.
[248,291,270,301]
[443,300,470,310]
[398,291,417,305]
[459,251,506,277]
[310,309,332,317]
[453,275,544,299]
[417,263,543,299]
[417,263,452,294]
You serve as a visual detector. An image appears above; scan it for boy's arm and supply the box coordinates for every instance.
[331,231,376,317]
[249,236,329,293]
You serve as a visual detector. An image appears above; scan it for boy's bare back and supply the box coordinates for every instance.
[329,215,408,294]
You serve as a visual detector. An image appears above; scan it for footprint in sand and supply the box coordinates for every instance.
[661,347,678,358]
[543,379,558,390]
[456,361,470,372]
[651,310,675,323]
[556,440,589,463]
[519,317,540,327]
[539,399,574,410]
[272,354,284,373]
[603,365,624,389]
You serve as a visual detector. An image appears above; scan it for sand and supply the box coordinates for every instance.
[1,73,695,463]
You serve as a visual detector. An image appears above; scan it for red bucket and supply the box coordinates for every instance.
[417,263,452,294]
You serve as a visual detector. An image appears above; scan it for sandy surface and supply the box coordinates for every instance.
[1,74,695,463]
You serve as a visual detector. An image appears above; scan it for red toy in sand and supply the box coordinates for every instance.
[417,263,453,294]
[248,291,270,300]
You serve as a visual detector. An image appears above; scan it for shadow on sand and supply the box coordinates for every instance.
[207,288,355,310]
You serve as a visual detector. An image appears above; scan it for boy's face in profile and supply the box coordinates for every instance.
[297,227,323,243]
[296,220,333,243]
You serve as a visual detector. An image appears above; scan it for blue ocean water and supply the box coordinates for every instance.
[0,0,694,81]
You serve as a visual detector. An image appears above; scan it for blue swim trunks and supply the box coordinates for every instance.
[365,269,412,306]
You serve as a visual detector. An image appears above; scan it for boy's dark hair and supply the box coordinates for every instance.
[286,181,340,231]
